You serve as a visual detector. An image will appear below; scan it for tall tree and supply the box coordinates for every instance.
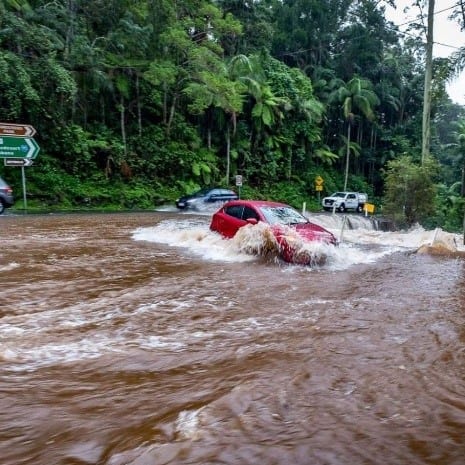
[182,51,247,184]
[272,0,353,74]
[333,0,398,82]
[217,0,276,55]
[144,0,242,137]
[330,76,379,190]
[447,120,465,197]
[383,155,438,227]
[421,0,434,164]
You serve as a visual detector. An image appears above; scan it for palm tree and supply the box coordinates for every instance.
[447,120,465,197]
[330,76,379,190]
[234,55,289,154]
[182,52,248,184]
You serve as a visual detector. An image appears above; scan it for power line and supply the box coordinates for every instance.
[279,2,464,59]
[396,2,459,28]
[387,1,463,52]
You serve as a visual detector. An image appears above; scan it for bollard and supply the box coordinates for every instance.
[340,215,347,243]
[430,227,440,246]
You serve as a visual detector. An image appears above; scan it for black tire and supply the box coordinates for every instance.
[338,204,345,213]
[0,200,4,215]
[357,205,363,213]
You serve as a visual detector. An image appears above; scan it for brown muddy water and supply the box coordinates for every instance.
[1,210,465,465]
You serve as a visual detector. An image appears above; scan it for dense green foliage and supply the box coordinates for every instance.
[383,155,438,228]
[0,0,464,230]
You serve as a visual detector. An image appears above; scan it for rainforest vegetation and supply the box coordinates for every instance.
[1,0,465,230]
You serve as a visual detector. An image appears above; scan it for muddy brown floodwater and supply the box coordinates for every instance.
[1,211,465,465]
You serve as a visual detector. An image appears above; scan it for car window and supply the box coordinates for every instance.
[242,206,259,221]
[220,189,235,197]
[191,188,210,197]
[224,205,244,219]
[260,206,308,225]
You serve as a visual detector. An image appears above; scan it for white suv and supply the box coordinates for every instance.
[322,191,367,213]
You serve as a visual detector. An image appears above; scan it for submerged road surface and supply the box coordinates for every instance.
[1,211,464,465]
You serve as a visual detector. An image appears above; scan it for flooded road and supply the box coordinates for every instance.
[1,211,465,465]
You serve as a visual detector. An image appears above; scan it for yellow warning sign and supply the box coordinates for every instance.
[364,203,375,214]
[315,185,323,191]
[315,176,324,185]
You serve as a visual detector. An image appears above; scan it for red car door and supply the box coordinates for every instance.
[211,206,248,238]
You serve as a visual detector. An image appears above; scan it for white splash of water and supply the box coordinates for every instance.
[133,221,257,263]
[175,409,203,440]
[133,215,465,270]
[0,262,20,272]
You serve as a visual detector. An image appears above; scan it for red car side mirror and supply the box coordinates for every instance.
[246,218,258,225]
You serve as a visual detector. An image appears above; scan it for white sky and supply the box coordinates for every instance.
[385,0,465,105]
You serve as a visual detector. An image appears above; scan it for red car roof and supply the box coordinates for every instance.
[223,199,288,208]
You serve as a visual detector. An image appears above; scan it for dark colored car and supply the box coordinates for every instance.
[176,187,238,210]
[0,176,14,214]
[210,199,337,264]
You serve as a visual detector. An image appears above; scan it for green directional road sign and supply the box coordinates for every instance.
[0,136,40,159]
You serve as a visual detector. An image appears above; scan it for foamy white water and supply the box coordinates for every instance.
[133,213,465,270]
[133,221,257,263]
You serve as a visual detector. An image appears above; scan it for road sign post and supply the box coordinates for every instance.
[21,166,27,211]
[315,175,324,202]
[1,123,39,214]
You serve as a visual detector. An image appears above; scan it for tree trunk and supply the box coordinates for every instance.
[344,122,351,191]
[287,148,292,181]
[100,95,106,125]
[64,0,76,61]
[463,200,465,245]
[226,124,231,185]
[120,95,127,157]
[461,162,465,197]
[136,74,142,137]
[460,159,465,245]
[167,94,177,136]
[163,83,168,125]
[421,0,434,164]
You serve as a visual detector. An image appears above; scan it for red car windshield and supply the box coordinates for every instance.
[260,206,309,226]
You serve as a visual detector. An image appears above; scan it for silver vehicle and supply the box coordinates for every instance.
[175,187,238,210]
[0,176,14,214]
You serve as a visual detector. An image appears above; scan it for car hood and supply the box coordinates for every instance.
[272,223,336,245]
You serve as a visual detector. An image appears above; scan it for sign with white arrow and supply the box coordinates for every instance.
[4,158,34,167]
[0,122,36,137]
[0,136,40,158]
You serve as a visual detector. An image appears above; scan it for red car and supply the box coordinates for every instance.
[210,200,337,264]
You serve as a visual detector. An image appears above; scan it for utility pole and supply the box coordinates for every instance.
[421,0,435,165]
